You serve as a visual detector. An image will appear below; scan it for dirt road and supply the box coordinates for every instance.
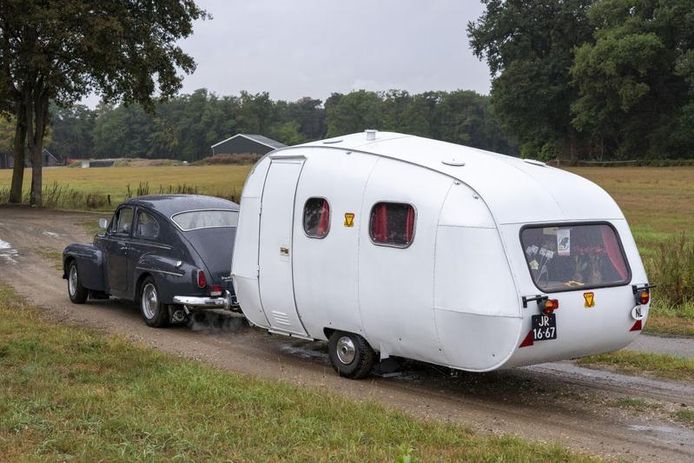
[0,206,692,462]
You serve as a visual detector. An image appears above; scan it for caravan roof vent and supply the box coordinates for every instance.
[365,129,377,141]
[442,158,466,167]
[523,159,547,167]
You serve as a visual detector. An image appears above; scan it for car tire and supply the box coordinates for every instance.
[139,277,169,328]
[67,260,89,304]
[328,331,376,379]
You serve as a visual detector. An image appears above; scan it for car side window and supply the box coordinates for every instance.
[303,197,330,238]
[135,210,160,240]
[111,207,134,235]
[369,202,416,247]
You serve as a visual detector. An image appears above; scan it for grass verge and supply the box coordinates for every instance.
[0,286,597,462]
[673,409,694,429]
[577,351,694,382]
[643,299,694,337]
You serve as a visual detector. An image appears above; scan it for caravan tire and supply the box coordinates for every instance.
[328,331,376,379]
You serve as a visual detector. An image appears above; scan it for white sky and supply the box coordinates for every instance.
[85,0,491,105]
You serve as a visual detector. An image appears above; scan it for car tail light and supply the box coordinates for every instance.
[210,284,222,297]
[638,290,650,305]
[196,270,207,288]
[543,299,559,315]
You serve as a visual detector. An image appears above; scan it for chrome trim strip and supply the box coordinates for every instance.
[135,267,184,277]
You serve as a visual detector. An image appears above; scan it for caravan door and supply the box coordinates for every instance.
[258,158,308,336]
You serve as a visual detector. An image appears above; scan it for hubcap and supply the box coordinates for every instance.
[336,336,356,365]
[141,283,158,319]
[68,265,78,296]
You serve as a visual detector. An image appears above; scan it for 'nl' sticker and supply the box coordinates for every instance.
[557,228,571,256]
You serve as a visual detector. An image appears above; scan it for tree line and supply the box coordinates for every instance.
[2,0,693,206]
[47,88,517,161]
[468,0,693,160]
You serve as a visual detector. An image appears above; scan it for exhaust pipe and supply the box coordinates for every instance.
[171,309,187,323]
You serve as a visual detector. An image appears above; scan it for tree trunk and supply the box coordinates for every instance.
[8,99,27,203]
[29,91,49,207]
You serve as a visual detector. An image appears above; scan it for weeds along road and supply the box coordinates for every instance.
[0,206,692,462]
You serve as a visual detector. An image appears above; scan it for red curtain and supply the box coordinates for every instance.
[405,206,415,242]
[372,203,389,242]
[317,199,330,236]
[601,226,628,280]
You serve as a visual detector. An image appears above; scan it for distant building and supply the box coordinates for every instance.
[0,149,64,169]
[0,152,10,169]
[210,134,286,156]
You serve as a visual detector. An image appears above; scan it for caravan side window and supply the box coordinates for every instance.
[303,197,330,238]
[369,202,415,247]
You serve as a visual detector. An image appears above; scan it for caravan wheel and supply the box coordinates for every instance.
[328,331,376,379]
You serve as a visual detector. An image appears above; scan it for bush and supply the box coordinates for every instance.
[193,153,262,165]
[645,234,693,307]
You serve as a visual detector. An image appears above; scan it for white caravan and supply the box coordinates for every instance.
[231,131,651,379]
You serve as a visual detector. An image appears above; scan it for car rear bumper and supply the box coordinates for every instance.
[173,291,238,310]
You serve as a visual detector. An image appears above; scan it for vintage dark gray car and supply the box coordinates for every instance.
[62,195,240,327]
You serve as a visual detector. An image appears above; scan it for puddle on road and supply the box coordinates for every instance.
[628,423,694,448]
[0,239,18,264]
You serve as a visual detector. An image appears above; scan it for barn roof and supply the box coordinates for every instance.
[211,133,286,150]
[271,131,624,225]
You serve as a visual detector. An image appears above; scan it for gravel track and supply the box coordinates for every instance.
[0,206,692,462]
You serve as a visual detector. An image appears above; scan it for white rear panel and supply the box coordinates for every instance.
[502,219,649,367]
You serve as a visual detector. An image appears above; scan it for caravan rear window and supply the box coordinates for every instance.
[370,202,415,247]
[520,223,630,293]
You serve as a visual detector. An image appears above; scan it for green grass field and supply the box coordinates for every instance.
[1,165,692,335]
[0,164,253,209]
[0,286,596,462]
[1,165,691,242]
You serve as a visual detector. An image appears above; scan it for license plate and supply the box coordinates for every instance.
[531,313,557,341]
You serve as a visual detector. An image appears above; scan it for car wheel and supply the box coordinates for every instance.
[67,261,88,304]
[328,331,376,379]
[139,277,169,328]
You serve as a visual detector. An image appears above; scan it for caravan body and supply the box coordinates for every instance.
[231,131,649,376]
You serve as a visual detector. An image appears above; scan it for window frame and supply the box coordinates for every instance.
[302,197,331,239]
[519,221,632,294]
[368,201,417,249]
[134,208,161,241]
[109,206,134,236]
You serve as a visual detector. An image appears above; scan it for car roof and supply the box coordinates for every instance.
[123,194,239,217]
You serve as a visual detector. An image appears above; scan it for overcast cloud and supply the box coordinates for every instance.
[175,0,490,101]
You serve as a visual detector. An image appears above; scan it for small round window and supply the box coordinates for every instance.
[303,198,330,238]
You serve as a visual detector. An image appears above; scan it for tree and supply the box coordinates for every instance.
[49,104,95,160]
[468,0,594,160]
[0,0,205,205]
[570,0,694,159]
[324,90,382,137]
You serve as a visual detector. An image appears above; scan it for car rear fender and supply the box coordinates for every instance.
[62,244,106,291]
[134,253,197,305]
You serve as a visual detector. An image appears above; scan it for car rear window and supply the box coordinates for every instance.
[520,223,630,292]
[172,210,239,231]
